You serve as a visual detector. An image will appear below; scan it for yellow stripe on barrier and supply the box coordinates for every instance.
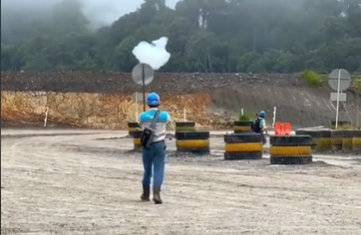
[133,138,141,147]
[128,127,139,132]
[314,138,332,150]
[225,143,263,152]
[270,146,311,156]
[352,137,361,146]
[331,138,342,145]
[342,138,352,148]
[176,140,209,148]
[234,126,252,131]
[315,138,331,145]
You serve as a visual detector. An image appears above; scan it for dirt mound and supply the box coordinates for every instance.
[1,72,359,128]
[0,72,305,94]
[209,84,357,128]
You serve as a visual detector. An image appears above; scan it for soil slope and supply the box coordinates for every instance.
[1,72,359,129]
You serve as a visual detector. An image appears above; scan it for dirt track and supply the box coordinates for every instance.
[1,130,361,235]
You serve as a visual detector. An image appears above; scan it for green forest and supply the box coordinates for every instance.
[1,0,361,73]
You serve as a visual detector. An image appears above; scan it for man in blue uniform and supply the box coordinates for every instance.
[252,111,268,144]
[139,92,171,204]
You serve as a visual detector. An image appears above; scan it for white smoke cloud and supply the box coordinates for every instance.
[132,37,171,70]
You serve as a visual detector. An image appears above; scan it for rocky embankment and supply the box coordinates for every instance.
[1,72,359,129]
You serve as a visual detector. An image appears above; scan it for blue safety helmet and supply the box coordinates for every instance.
[147,92,160,107]
[259,111,266,118]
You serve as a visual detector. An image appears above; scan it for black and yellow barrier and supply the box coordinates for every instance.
[175,131,210,154]
[270,135,312,164]
[351,130,361,153]
[295,129,331,151]
[233,121,253,133]
[127,122,140,136]
[224,133,263,160]
[330,120,351,129]
[342,130,354,152]
[330,130,348,151]
[175,122,196,133]
[131,130,142,150]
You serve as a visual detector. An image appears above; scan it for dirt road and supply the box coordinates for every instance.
[1,130,361,235]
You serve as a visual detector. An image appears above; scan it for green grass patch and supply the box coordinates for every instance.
[300,70,324,87]
[352,76,361,95]
[238,111,254,121]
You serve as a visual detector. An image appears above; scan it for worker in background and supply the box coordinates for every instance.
[252,110,269,144]
[139,92,171,204]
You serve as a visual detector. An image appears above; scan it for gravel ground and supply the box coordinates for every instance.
[1,130,361,235]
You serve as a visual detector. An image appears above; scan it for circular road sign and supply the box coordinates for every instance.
[131,63,154,86]
[328,68,351,92]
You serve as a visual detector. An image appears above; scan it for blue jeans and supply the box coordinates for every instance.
[260,133,266,145]
[142,141,166,190]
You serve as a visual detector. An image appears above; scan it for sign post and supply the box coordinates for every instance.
[132,92,150,121]
[131,63,154,111]
[357,95,360,128]
[328,69,351,129]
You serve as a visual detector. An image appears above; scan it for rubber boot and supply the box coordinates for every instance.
[140,188,150,201]
[153,188,162,204]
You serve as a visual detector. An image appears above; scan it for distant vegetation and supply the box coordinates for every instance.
[238,111,253,122]
[1,0,360,73]
[352,77,361,95]
[300,71,324,87]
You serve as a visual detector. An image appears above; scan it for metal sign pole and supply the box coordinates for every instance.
[357,94,360,128]
[141,64,146,112]
[328,68,351,128]
[335,69,341,129]
[131,63,154,113]
[135,93,138,121]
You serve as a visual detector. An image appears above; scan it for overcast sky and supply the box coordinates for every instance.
[1,0,180,26]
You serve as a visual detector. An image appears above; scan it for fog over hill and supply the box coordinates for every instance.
[1,0,180,28]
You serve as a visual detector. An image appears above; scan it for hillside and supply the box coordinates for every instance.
[1,72,359,129]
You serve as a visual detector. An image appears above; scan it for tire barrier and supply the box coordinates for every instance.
[233,121,253,133]
[175,131,210,154]
[330,120,351,129]
[270,135,313,165]
[295,129,331,151]
[175,122,195,133]
[131,130,142,150]
[224,133,263,160]
[127,122,140,136]
[342,130,354,152]
[351,130,361,153]
[330,130,348,151]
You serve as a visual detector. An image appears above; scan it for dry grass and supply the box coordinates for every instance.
[0,91,212,129]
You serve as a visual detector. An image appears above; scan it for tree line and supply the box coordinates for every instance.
[1,0,361,73]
